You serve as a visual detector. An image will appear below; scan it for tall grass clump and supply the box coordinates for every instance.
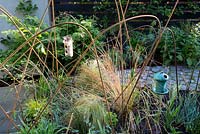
[65,95,110,134]
[74,54,164,133]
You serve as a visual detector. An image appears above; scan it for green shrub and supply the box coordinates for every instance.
[19,118,59,134]
[23,99,49,124]
[16,0,38,15]
[0,14,104,72]
[159,25,200,66]
[55,14,104,69]
[121,24,200,67]
[0,15,49,64]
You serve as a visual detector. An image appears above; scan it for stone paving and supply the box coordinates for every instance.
[0,86,26,133]
[119,66,200,91]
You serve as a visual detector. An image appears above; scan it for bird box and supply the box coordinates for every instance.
[63,36,73,57]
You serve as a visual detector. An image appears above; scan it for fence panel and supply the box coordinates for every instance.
[52,0,200,25]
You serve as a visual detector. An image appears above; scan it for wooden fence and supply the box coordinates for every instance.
[52,0,200,26]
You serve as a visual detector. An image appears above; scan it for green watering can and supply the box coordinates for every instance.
[152,71,169,95]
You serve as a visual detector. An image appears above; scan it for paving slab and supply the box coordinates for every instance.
[0,86,26,133]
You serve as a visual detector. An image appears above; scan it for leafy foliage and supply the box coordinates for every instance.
[23,99,49,124]
[19,118,59,134]
[159,25,200,66]
[16,0,38,15]
[0,13,104,72]
[0,15,49,64]
[66,95,111,134]
[163,89,200,133]
[55,13,104,68]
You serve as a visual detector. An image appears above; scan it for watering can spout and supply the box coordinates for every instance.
[152,71,169,95]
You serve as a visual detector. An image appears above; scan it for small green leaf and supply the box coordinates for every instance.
[186,58,193,66]
[177,55,183,61]
[36,44,46,55]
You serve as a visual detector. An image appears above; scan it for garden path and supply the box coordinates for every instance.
[120,66,199,91]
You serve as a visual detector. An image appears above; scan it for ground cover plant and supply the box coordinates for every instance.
[0,0,199,134]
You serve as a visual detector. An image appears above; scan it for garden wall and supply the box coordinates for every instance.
[0,0,50,50]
